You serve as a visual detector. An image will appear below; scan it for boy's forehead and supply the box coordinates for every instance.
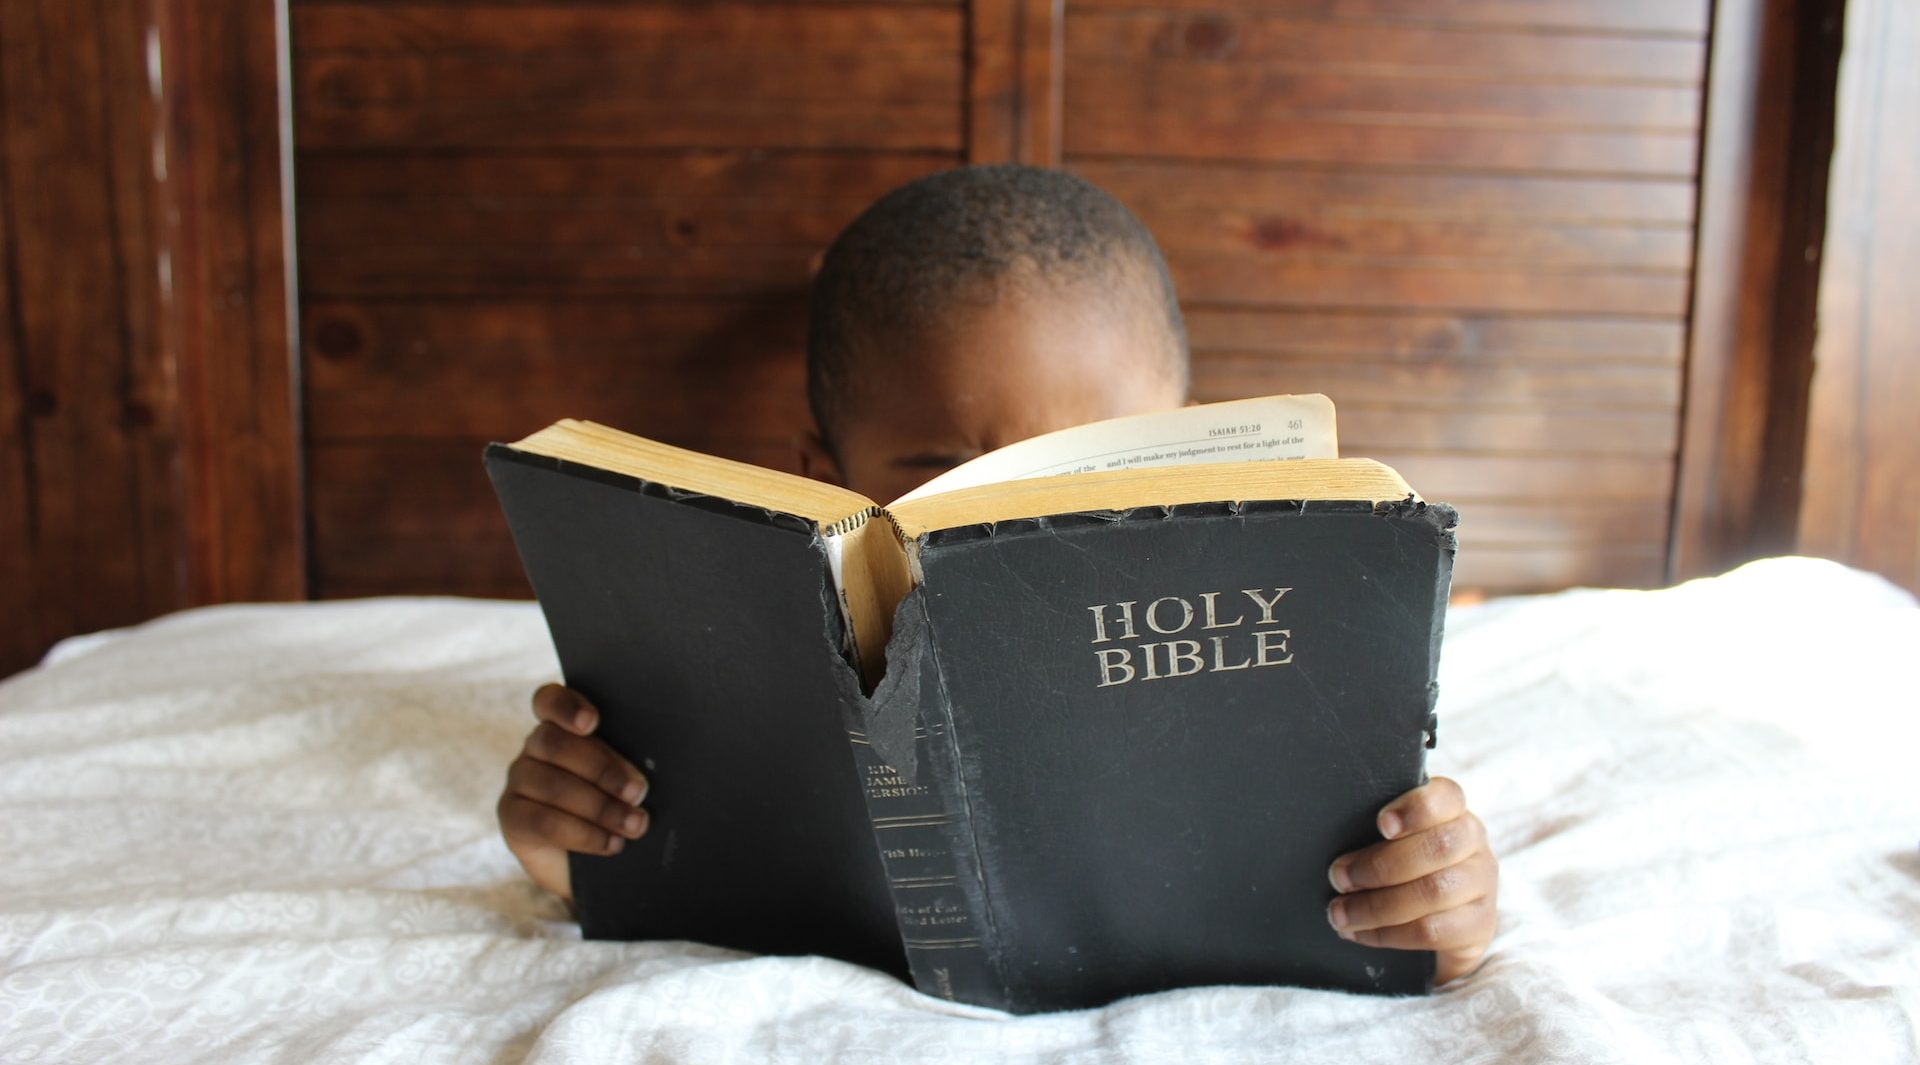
[845,281,1182,449]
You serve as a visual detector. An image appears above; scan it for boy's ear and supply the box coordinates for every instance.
[795,430,846,487]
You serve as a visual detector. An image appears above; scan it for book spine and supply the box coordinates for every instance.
[844,719,1000,1005]
[841,586,1002,1007]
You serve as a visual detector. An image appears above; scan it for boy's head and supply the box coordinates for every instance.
[805,165,1189,503]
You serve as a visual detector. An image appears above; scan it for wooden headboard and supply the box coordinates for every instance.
[292,0,1706,600]
[6,0,1910,677]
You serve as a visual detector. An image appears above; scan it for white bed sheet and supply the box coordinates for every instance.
[1,557,1915,1063]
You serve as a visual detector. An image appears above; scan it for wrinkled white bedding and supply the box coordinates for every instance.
[1,557,1916,1063]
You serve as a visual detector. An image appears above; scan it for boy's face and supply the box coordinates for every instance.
[819,281,1186,504]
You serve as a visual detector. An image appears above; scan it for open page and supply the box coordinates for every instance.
[888,394,1338,506]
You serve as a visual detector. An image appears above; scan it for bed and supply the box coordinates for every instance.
[2,556,1915,1062]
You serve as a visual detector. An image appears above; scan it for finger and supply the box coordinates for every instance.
[1328,850,1496,934]
[1338,894,1497,957]
[508,757,651,840]
[523,721,649,806]
[1435,941,1492,986]
[1331,811,1486,892]
[497,793,627,856]
[532,683,598,735]
[1378,776,1466,841]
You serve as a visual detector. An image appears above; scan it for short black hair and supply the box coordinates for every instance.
[806,164,1188,449]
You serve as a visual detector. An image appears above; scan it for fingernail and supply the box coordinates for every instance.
[1379,811,1403,839]
[573,708,596,732]
[623,811,645,837]
[620,777,646,805]
[1328,858,1354,893]
[1327,898,1348,931]
[607,836,625,855]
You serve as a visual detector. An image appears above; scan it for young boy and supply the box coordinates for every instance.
[495,165,1499,987]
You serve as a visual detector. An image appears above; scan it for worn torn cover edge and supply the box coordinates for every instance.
[830,585,1004,1004]
[824,509,912,691]
[481,444,818,533]
[1410,500,1460,754]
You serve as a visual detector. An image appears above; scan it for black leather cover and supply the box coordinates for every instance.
[484,445,907,977]
[487,443,1455,1012]
[904,499,1454,1010]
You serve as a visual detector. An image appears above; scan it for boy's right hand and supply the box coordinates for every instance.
[497,683,650,903]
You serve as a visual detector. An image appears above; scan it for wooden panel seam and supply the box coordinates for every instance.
[159,0,307,603]
[967,0,1062,165]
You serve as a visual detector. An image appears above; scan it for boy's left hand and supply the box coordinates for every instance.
[1326,776,1498,986]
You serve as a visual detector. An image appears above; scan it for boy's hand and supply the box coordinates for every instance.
[1325,776,1498,986]
[496,683,650,903]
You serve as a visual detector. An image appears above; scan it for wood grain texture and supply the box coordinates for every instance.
[291,0,1725,599]
[0,116,28,674]
[1150,211,1692,270]
[1798,0,1920,595]
[1166,255,1688,315]
[1067,111,1699,176]
[1671,0,1841,580]
[0,0,299,677]
[295,3,964,150]
[1060,1,1709,592]
[308,440,533,600]
[293,3,967,597]
[300,245,821,297]
[1069,61,1701,130]
[1065,0,1710,36]
[298,149,954,201]
[1066,12,1707,83]
[966,0,1063,163]
[1184,309,1685,363]
[0,0,184,677]
[1076,160,1696,225]
[298,98,963,152]
[159,0,305,605]
[301,245,1690,310]
[308,436,812,600]
[304,301,1683,442]
[1192,356,1681,409]
[293,4,962,54]
[299,53,962,109]
[299,199,863,251]
[303,297,814,444]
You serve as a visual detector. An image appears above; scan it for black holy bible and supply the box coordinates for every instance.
[483,395,1457,1013]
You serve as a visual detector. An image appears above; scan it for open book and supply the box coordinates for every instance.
[499,395,1403,685]
[485,394,1456,1012]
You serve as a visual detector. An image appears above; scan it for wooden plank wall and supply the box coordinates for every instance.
[1673,0,1842,581]
[0,0,299,677]
[292,0,1712,599]
[0,0,182,670]
[1058,1,1707,592]
[1800,0,1920,594]
[293,1,964,597]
